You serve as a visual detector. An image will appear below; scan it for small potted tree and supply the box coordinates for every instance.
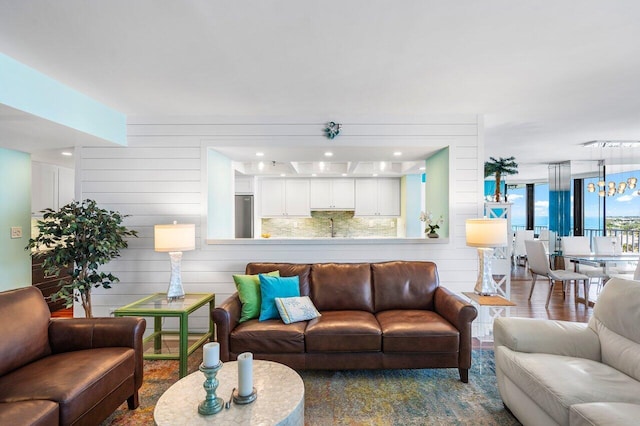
[484,156,518,202]
[26,199,138,318]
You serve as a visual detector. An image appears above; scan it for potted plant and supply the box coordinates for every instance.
[484,156,518,202]
[26,199,138,318]
[420,211,444,238]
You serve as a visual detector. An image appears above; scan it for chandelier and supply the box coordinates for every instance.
[584,141,639,197]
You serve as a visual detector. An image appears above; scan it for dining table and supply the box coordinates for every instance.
[563,254,639,305]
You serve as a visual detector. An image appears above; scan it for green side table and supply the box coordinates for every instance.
[114,293,215,378]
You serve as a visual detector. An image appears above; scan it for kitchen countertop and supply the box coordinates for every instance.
[206,237,449,245]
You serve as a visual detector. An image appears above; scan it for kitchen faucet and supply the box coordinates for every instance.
[329,218,336,238]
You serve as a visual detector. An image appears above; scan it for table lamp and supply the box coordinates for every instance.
[154,222,196,301]
[465,218,508,295]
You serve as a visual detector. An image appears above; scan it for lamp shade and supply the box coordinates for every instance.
[154,223,195,252]
[465,219,508,248]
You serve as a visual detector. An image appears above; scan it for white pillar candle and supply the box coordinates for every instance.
[203,342,220,367]
[237,352,253,396]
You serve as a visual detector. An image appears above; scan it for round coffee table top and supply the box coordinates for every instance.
[154,359,304,425]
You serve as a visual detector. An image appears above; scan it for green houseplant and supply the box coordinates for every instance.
[26,199,138,318]
[484,156,518,202]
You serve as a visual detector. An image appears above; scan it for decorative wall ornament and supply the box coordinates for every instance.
[324,122,341,139]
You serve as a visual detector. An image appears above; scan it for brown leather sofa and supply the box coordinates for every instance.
[0,286,146,426]
[213,261,478,382]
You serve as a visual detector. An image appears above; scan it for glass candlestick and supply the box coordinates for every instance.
[198,362,224,415]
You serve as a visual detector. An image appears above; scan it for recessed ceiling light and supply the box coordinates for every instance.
[393,151,402,156]
[324,151,333,157]
[256,152,264,157]
[311,173,317,177]
[280,173,286,177]
[373,173,378,177]
[61,151,73,156]
[341,173,347,177]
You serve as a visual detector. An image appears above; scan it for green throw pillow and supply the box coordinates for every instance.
[233,270,280,323]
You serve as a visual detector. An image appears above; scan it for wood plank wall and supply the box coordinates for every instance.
[79,116,485,329]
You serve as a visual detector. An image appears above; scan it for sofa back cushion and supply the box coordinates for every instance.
[245,263,311,297]
[310,263,373,312]
[0,286,52,376]
[372,261,439,312]
[590,277,640,381]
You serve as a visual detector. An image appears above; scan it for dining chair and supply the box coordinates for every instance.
[608,257,640,281]
[593,235,622,255]
[525,240,590,308]
[592,235,634,279]
[512,230,534,267]
[560,236,609,285]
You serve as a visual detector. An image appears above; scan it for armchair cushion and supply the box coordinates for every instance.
[0,287,51,376]
[494,317,601,360]
[496,346,640,426]
[590,277,640,381]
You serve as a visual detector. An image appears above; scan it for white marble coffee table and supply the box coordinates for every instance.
[154,359,304,425]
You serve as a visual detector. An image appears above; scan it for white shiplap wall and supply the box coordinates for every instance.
[79,116,485,330]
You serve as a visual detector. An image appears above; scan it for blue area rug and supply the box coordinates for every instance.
[301,350,520,425]
[104,349,520,425]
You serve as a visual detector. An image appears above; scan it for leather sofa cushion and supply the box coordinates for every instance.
[377,310,459,352]
[372,261,438,312]
[305,311,381,352]
[230,319,306,354]
[0,287,52,376]
[310,263,373,312]
[0,347,135,425]
[496,346,640,425]
[0,401,59,426]
[245,263,311,297]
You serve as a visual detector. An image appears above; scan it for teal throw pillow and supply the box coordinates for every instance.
[233,270,280,323]
[258,274,300,321]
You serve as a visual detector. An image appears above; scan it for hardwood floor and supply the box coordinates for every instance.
[508,263,592,323]
[472,264,593,349]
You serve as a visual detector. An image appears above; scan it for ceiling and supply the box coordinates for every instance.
[1,1,640,180]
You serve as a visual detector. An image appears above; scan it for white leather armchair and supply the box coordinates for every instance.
[494,278,640,426]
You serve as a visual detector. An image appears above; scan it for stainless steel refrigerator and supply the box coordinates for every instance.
[235,195,254,238]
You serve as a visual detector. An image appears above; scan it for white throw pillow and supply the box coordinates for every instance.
[275,296,321,324]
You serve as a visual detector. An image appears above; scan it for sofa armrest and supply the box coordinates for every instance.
[493,317,601,361]
[49,317,146,390]
[434,287,478,369]
[212,294,242,362]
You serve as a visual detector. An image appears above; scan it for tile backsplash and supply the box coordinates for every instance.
[261,211,398,238]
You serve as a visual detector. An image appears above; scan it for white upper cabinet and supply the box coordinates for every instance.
[32,162,75,216]
[309,178,355,210]
[355,178,400,216]
[260,178,310,217]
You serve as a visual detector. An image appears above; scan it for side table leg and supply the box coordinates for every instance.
[179,313,188,378]
[154,316,162,354]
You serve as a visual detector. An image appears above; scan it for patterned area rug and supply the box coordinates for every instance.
[103,349,520,425]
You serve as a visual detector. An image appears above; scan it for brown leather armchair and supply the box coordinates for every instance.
[0,286,146,426]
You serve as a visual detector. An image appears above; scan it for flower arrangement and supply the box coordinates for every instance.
[419,211,444,235]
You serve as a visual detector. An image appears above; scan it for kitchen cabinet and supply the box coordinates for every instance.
[355,178,400,216]
[310,178,355,210]
[32,257,70,313]
[32,162,74,216]
[260,178,310,217]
